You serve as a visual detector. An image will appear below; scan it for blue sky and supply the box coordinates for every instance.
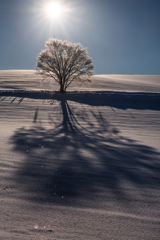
[0,0,160,74]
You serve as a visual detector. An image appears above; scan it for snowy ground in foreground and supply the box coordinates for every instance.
[0,70,160,239]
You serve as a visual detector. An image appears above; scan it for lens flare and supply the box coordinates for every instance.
[45,2,63,19]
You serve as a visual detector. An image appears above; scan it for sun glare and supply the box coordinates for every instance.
[45,2,63,19]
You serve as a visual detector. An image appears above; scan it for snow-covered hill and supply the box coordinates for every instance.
[0,70,160,239]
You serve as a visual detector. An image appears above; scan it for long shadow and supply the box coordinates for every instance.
[1,90,160,110]
[11,97,160,206]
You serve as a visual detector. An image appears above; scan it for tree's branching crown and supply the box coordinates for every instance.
[36,38,94,92]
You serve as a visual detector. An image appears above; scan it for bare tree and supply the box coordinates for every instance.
[35,38,94,93]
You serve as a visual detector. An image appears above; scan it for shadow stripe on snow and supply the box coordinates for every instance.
[0,90,160,110]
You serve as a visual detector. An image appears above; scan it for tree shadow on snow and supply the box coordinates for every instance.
[1,90,160,110]
[11,97,160,206]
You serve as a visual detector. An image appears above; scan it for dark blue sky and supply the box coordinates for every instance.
[0,0,160,74]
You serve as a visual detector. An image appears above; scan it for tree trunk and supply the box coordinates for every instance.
[60,84,65,93]
[60,77,66,93]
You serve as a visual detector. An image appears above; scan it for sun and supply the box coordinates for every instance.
[45,2,63,19]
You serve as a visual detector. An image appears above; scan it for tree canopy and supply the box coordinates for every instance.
[36,38,94,93]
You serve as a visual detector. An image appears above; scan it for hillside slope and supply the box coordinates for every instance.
[0,70,160,239]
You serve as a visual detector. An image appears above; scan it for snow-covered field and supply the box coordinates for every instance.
[0,70,160,239]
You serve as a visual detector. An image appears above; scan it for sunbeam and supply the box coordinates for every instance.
[45,2,64,19]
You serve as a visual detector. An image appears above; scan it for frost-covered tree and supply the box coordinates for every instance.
[36,38,94,93]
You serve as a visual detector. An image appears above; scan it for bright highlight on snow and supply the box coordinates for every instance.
[45,2,63,19]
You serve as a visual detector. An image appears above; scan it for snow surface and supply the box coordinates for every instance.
[0,70,160,239]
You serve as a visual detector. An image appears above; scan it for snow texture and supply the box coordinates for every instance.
[0,70,160,239]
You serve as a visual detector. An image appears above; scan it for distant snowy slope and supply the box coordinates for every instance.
[92,74,160,92]
[0,70,160,92]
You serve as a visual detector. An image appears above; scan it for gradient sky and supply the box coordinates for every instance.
[0,0,160,74]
